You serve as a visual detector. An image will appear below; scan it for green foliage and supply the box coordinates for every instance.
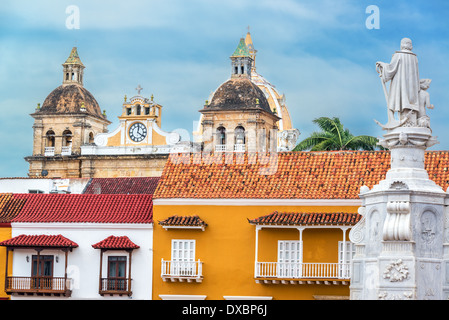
[293,117,382,151]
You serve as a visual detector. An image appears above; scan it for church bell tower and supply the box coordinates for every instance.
[63,47,85,86]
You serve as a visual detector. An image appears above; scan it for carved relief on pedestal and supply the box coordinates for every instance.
[420,210,437,256]
[378,291,414,300]
[383,259,409,282]
[370,210,382,243]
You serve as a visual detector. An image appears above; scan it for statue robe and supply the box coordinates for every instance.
[381,50,420,113]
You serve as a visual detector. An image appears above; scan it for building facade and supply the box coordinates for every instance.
[25,48,186,179]
[194,31,300,152]
[0,193,154,300]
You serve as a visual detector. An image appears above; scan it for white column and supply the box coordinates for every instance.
[254,226,261,277]
[341,227,349,278]
[297,227,304,277]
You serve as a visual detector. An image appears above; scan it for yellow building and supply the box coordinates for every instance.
[0,194,25,300]
[151,151,398,300]
[152,150,449,300]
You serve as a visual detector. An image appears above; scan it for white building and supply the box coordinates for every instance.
[0,193,154,300]
[0,178,90,194]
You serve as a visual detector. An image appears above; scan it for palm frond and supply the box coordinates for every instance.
[294,116,382,151]
[293,132,334,151]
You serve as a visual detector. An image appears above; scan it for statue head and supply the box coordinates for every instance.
[400,38,413,51]
[420,79,432,90]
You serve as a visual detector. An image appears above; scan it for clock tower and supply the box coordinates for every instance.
[79,86,186,177]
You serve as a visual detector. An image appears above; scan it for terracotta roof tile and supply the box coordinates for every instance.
[83,177,160,194]
[92,236,139,249]
[249,211,361,226]
[0,194,26,223]
[158,215,207,227]
[0,234,78,248]
[8,193,153,224]
[154,151,449,199]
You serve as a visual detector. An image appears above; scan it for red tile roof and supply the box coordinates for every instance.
[0,194,27,223]
[154,151,449,199]
[5,193,153,224]
[92,236,139,250]
[158,215,208,228]
[0,234,78,248]
[83,177,160,194]
[249,211,361,226]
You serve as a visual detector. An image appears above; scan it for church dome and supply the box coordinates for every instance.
[39,84,104,118]
[205,78,272,113]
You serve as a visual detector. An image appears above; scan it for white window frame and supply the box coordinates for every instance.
[277,240,303,278]
[171,239,196,276]
[338,241,355,278]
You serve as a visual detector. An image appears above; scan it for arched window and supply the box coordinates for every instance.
[216,126,226,145]
[62,130,72,147]
[234,126,245,145]
[89,132,94,144]
[268,130,271,152]
[136,104,141,115]
[46,130,55,147]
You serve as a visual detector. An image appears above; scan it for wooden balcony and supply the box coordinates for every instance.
[5,276,72,296]
[99,278,132,296]
[255,262,351,285]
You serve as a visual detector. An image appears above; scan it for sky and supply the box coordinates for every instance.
[1,0,449,177]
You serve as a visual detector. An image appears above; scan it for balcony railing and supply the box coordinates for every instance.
[44,147,55,156]
[99,278,132,296]
[61,146,72,156]
[161,259,203,282]
[234,144,245,152]
[5,276,72,296]
[215,145,226,152]
[255,262,351,280]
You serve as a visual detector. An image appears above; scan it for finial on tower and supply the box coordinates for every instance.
[62,47,85,86]
[230,38,253,79]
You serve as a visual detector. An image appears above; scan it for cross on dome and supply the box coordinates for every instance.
[136,85,143,95]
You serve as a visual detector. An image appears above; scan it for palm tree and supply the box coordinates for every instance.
[293,117,381,151]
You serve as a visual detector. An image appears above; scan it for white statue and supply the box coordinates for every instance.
[278,129,300,151]
[375,38,420,129]
[417,79,434,128]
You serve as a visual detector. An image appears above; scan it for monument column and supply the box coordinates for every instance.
[350,38,449,300]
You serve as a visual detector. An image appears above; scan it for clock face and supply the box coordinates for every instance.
[129,122,147,142]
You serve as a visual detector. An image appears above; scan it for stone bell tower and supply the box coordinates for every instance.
[349,38,449,300]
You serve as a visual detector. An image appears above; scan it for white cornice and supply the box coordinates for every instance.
[153,198,362,206]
